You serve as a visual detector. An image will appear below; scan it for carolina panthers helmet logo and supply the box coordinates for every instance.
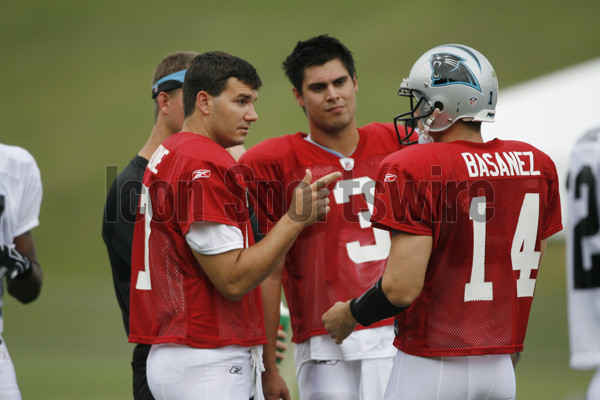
[430,53,482,93]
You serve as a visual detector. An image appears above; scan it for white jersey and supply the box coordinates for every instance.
[566,127,600,370]
[0,144,43,327]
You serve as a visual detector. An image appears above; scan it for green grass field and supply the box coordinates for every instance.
[2,1,600,398]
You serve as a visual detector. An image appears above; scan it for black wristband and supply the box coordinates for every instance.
[349,277,407,326]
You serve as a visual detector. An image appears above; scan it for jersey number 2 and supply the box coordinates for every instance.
[571,165,600,289]
[464,193,540,301]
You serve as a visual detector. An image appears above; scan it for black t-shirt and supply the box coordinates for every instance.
[102,155,148,336]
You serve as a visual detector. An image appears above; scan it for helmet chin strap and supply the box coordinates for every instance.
[418,108,441,144]
[418,131,434,144]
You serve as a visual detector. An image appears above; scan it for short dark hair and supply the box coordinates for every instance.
[183,51,262,117]
[283,35,356,94]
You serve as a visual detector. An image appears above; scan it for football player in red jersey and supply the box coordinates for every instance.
[103,50,198,400]
[323,44,563,399]
[240,35,414,400]
[128,51,340,400]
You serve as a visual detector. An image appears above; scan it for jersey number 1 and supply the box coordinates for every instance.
[136,184,152,290]
[464,193,540,301]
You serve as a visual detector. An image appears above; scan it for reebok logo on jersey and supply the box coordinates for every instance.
[384,173,397,182]
[192,169,211,180]
[230,365,243,375]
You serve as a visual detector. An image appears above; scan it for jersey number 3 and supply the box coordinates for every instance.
[465,193,540,301]
[333,177,391,263]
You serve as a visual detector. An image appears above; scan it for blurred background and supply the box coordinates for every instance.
[2,1,599,398]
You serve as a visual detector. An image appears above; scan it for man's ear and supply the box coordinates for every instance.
[196,91,211,115]
[156,92,170,114]
[292,87,305,108]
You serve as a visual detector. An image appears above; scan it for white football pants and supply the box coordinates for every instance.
[384,351,515,400]
[297,357,393,400]
[0,336,20,400]
[587,367,600,400]
[146,343,263,400]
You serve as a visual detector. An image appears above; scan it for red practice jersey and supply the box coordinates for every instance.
[371,139,563,357]
[240,123,405,343]
[129,132,266,349]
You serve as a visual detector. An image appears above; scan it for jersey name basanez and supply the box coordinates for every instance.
[240,123,404,343]
[372,139,563,357]
[129,132,266,349]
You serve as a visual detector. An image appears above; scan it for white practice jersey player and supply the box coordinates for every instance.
[566,126,600,371]
[0,144,42,324]
[0,143,42,399]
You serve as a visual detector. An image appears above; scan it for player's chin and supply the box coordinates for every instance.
[235,129,250,144]
[326,118,351,133]
[235,134,247,146]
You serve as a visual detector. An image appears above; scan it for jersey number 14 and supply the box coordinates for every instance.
[465,193,540,302]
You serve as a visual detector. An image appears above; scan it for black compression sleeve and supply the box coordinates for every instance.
[349,277,407,326]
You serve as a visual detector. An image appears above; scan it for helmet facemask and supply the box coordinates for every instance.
[394,82,434,145]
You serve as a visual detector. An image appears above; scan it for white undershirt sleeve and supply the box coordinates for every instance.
[185,221,244,255]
